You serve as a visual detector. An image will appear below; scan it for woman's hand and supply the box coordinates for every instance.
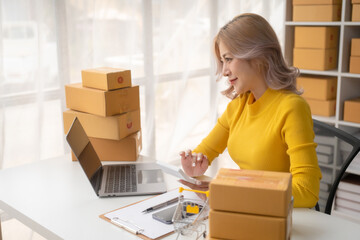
[179,150,209,177]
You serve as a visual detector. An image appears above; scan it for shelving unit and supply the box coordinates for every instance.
[284,0,360,222]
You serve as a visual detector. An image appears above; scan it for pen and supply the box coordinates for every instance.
[142,197,179,214]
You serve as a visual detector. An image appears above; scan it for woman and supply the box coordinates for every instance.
[180,13,321,208]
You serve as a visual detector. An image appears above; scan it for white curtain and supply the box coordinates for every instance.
[0,0,285,169]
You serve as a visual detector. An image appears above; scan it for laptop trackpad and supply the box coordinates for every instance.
[138,170,163,184]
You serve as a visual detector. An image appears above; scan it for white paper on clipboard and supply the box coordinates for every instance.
[104,189,202,239]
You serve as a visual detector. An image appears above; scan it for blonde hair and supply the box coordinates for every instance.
[214,13,300,99]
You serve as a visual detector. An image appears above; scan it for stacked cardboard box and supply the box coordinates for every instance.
[297,75,337,116]
[209,168,293,240]
[63,67,142,161]
[353,0,360,21]
[349,38,360,74]
[292,0,342,22]
[344,97,360,123]
[293,26,339,70]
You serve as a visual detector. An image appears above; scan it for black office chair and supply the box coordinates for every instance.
[312,119,360,215]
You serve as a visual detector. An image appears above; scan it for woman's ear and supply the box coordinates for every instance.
[250,59,262,73]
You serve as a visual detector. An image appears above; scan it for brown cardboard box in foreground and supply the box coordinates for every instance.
[209,208,292,240]
[306,98,336,116]
[71,131,142,161]
[82,67,131,91]
[293,4,341,21]
[351,38,360,56]
[297,76,337,100]
[209,168,292,218]
[294,26,339,49]
[63,109,140,140]
[344,98,360,123]
[293,48,337,70]
[65,83,140,117]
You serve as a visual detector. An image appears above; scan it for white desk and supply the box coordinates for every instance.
[0,155,359,240]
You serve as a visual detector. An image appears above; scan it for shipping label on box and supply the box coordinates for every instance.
[209,168,292,218]
[305,98,336,116]
[209,207,292,240]
[294,27,339,49]
[71,131,142,161]
[297,75,337,100]
[63,109,140,140]
[293,5,341,21]
[353,4,360,21]
[293,48,338,70]
[344,98,360,123]
[351,39,360,56]
[349,56,360,74]
[81,67,132,91]
[65,83,140,117]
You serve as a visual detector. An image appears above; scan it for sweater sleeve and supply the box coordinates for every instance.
[193,106,230,164]
[281,97,322,208]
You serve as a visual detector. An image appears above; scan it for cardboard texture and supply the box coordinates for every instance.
[305,98,336,116]
[65,83,140,117]
[293,48,337,70]
[294,27,339,49]
[349,56,360,74]
[344,98,360,123]
[353,0,360,3]
[209,168,292,218]
[209,209,292,240]
[63,109,140,140]
[293,0,341,4]
[351,38,360,56]
[81,67,131,91]
[297,76,337,100]
[353,4,360,21]
[71,131,142,161]
[293,5,341,21]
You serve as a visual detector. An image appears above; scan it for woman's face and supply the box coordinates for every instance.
[218,41,263,96]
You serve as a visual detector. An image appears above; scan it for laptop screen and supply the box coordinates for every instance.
[66,117,102,180]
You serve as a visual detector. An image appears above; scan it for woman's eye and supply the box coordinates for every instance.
[225,58,232,62]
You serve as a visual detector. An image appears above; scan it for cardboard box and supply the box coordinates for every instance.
[344,98,360,123]
[81,67,131,91]
[294,27,339,49]
[63,109,140,140]
[297,76,337,100]
[293,0,341,4]
[293,48,337,70]
[209,209,292,240]
[65,83,140,117]
[305,98,336,116]
[209,168,292,218]
[71,131,142,161]
[351,39,360,56]
[353,4,360,21]
[293,5,341,21]
[349,56,360,74]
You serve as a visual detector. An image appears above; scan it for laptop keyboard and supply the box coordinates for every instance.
[105,165,137,193]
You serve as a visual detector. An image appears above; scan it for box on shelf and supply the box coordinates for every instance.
[294,27,339,49]
[297,75,337,100]
[353,4,360,21]
[65,83,140,117]
[293,48,337,70]
[305,98,336,116]
[209,209,292,240]
[293,0,341,4]
[209,168,292,218]
[63,109,141,140]
[351,39,360,56]
[349,56,360,74]
[81,67,131,91]
[344,98,360,123]
[293,4,341,21]
[71,131,142,161]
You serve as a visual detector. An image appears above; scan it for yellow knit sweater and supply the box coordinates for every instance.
[194,88,322,208]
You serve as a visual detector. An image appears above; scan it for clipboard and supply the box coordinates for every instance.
[99,189,202,240]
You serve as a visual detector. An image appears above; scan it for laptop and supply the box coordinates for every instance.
[66,117,167,197]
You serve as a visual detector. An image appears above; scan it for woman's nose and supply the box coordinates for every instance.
[222,66,230,77]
